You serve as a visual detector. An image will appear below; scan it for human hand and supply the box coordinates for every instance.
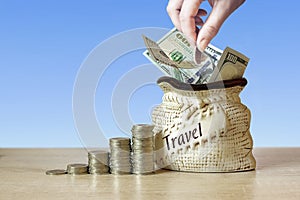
[167,0,245,51]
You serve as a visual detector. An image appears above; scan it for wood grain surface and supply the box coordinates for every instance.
[0,148,299,200]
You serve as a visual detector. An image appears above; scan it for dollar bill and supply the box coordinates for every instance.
[143,28,222,84]
[143,28,249,84]
[209,47,249,82]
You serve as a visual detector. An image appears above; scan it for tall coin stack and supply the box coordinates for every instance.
[131,124,155,174]
[109,137,132,174]
[88,150,110,175]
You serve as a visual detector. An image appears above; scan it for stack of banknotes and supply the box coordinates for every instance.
[143,28,249,84]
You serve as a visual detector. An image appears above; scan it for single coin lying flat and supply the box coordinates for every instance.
[45,169,67,175]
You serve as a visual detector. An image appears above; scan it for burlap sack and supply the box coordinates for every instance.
[152,77,256,172]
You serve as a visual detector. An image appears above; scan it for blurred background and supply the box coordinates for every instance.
[1,0,299,147]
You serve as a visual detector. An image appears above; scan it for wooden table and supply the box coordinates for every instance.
[0,148,299,200]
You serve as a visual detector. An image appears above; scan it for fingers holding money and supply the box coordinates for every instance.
[167,0,206,42]
[179,0,204,42]
[166,0,184,31]
[197,0,246,51]
[195,9,207,26]
[167,0,246,52]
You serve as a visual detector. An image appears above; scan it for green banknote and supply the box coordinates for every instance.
[143,28,249,84]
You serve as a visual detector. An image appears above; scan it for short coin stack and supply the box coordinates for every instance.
[131,124,155,174]
[109,137,132,174]
[67,163,88,175]
[88,150,110,175]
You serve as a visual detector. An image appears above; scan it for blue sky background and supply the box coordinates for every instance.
[1,0,299,147]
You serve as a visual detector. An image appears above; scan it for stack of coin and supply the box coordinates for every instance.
[131,124,155,174]
[88,150,110,174]
[109,137,132,174]
[67,163,88,175]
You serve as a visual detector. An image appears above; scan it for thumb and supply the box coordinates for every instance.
[197,4,231,51]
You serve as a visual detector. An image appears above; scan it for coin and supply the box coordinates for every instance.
[109,137,132,174]
[132,124,155,132]
[88,150,110,175]
[131,124,155,175]
[88,150,109,164]
[132,124,155,139]
[67,163,88,175]
[45,169,67,175]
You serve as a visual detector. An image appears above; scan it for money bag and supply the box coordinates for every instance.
[151,76,256,172]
